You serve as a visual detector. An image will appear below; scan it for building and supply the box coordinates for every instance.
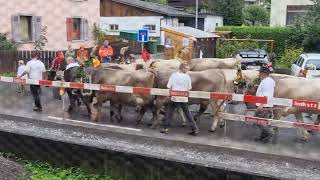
[100,0,223,38]
[100,0,195,37]
[168,0,207,9]
[161,26,219,59]
[0,0,100,50]
[270,0,314,26]
[167,0,224,32]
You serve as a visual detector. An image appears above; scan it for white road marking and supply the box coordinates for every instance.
[47,116,142,132]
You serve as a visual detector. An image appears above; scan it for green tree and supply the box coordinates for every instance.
[243,4,269,26]
[301,0,320,52]
[206,0,244,26]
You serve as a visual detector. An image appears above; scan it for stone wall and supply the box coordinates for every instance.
[0,131,273,180]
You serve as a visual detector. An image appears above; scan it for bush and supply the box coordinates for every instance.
[216,26,302,57]
[276,47,303,68]
[0,33,16,50]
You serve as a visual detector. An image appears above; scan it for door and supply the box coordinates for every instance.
[291,56,303,76]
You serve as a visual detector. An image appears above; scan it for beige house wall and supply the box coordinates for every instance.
[0,0,100,50]
[270,0,314,27]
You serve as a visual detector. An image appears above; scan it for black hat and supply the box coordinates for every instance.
[259,66,271,74]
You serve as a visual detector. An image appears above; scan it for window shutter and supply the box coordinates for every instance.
[66,18,73,41]
[33,16,42,41]
[81,18,89,41]
[11,15,20,42]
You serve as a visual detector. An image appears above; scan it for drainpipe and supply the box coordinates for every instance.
[195,0,198,29]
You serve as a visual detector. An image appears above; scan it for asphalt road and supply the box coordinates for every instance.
[1,82,320,163]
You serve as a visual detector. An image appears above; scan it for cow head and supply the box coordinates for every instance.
[245,77,260,96]
[233,68,248,94]
[233,79,248,94]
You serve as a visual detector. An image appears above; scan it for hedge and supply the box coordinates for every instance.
[216,26,302,57]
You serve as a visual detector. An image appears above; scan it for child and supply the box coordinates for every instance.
[17,60,28,95]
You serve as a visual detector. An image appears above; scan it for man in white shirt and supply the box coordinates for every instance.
[254,66,276,143]
[160,63,199,135]
[19,52,46,111]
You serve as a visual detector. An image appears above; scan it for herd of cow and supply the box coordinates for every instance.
[64,58,320,141]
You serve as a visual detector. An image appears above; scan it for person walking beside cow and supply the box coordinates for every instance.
[19,52,46,112]
[17,60,28,95]
[160,63,199,136]
[99,40,114,63]
[253,66,276,143]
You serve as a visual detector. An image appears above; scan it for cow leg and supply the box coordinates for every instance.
[110,103,123,123]
[209,100,219,132]
[271,108,284,144]
[66,89,76,114]
[209,100,226,132]
[218,101,226,128]
[149,103,157,126]
[136,105,147,125]
[295,113,310,141]
[115,104,123,123]
[194,102,208,122]
[80,94,93,116]
[91,97,102,122]
[150,97,167,129]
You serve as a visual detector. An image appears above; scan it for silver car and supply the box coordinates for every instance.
[291,53,320,78]
[235,49,273,71]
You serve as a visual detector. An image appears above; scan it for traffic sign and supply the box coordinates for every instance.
[138,29,149,42]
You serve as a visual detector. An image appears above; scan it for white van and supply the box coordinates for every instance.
[291,53,320,78]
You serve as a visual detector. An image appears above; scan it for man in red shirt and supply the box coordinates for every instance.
[99,40,114,63]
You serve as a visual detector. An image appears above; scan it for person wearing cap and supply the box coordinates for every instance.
[17,60,28,94]
[160,62,199,136]
[19,52,46,112]
[254,66,276,143]
[99,40,114,63]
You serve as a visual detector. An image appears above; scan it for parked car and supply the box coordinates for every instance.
[291,53,320,78]
[235,49,273,71]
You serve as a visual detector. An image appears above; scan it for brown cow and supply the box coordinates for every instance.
[146,58,240,72]
[246,74,320,141]
[88,68,155,124]
[151,69,259,132]
[189,58,240,71]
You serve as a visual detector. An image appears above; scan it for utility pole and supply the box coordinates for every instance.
[195,0,199,29]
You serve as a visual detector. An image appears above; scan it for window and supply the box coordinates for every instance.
[294,57,302,65]
[66,17,88,41]
[11,15,42,42]
[72,18,81,40]
[306,59,320,70]
[144,25,156,32]
[286,5,312,26]
[298,57,305,67]
[109,24,119,31]
[20,16,32,41]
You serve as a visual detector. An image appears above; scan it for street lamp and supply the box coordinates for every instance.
[195,0,198,29]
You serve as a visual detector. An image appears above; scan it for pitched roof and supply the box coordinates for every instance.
[112,0,195,17]
[162,26,219,38]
